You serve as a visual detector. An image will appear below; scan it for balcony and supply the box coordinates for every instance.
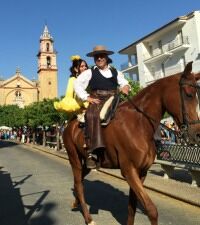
[145,71,164,85]
[121,62,130,71]
[144,51,172,64]
[120,56,138,73]
[144,36,190,64]
[120,63,138,74]
[145,63,184,85]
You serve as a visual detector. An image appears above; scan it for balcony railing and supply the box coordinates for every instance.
[120,58,137,71]
[144,36,190,61]
[145,63,184,84]
[121,62,129,71]
[167,36,189,51]
[121,36,190,71]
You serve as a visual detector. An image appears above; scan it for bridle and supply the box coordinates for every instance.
[179,76,200,143]
[127,75,200,144]
[179,77,200,125]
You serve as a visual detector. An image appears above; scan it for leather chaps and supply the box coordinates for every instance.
[85,90,117,153]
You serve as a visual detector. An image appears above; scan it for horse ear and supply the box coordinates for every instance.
[182,61,193,78]
[195,73,200,81]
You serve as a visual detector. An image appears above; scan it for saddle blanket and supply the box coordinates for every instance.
[77,95,117,126]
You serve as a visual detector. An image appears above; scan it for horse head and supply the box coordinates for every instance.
[164,61,200,145]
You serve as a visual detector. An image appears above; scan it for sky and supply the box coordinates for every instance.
[0,0,200,97]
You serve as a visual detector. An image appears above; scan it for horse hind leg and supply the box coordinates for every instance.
[71,162,91,209]
[125,168,158,225]
[68,148,95,225]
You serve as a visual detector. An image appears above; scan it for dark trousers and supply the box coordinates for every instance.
[85,90,116,153]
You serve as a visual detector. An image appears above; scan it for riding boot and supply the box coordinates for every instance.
[86,102,106,147]
[86,152,98,169]
[84,138,98,169]
[85,103,105,169]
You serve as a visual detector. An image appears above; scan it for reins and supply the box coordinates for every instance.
[126,95,174,134]
[126,75,200,141]
[126,95,158,131]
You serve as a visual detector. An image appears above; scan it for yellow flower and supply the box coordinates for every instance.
[70,55,81,61]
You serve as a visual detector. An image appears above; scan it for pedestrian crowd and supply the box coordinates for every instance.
[154,120,180,144]
[0,129,16,140]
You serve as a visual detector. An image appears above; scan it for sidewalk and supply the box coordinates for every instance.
[24,142,200,207]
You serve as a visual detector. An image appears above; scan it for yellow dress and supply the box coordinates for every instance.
[54,77,88,112]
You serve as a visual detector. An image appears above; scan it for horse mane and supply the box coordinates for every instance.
[132,72,182,102]
[119,72,182,122]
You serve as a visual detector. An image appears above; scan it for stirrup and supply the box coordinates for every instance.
[86,154,97,169]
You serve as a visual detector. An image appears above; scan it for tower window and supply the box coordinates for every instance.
[47,56,51,67]
[46,43,50,52]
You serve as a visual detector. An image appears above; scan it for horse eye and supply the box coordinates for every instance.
[186,93,193,98]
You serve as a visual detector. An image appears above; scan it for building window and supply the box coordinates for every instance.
[15,91,21,97]
[47,56,51,67]
[46,43,50,52]
[178,30,183,43]
[149,45,153,55]
[158,40,162,49]
[14,90,24,108]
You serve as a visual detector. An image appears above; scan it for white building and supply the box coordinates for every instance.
[119,10,200,87]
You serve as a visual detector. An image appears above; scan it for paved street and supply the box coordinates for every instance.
[0,141,200,225]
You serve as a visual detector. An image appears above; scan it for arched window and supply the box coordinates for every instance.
[47,56,51,67]
[46,43,50,52]
[15,91,21,97]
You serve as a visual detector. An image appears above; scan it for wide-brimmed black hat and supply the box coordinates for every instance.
[86,45,114,57]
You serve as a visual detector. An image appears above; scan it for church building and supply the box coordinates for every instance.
[0,25,58,108]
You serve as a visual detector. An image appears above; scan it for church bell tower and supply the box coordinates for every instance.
[37,25,58,100]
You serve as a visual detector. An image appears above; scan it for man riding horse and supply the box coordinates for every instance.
[64,62,200,225]
[74,45,130,169]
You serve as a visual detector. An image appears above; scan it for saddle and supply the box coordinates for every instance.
[77,94,120,127]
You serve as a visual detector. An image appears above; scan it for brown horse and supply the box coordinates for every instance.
[63,62,200,225]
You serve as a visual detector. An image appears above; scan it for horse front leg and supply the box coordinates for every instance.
[124,167,158,225]
[127,188,137,225]
[71,196,80,209]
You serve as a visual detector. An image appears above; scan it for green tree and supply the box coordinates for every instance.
[0,105,25,127]
[25,98,68,128]
[24,98,69,145]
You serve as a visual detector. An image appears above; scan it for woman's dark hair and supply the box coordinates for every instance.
[70,59,88,77]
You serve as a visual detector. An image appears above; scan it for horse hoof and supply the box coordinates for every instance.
[88,221,96,225]
[71,201,79,209]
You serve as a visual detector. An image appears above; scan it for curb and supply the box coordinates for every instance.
[16,141,200,208]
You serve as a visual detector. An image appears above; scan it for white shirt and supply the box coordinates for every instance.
[74,65,129,101]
